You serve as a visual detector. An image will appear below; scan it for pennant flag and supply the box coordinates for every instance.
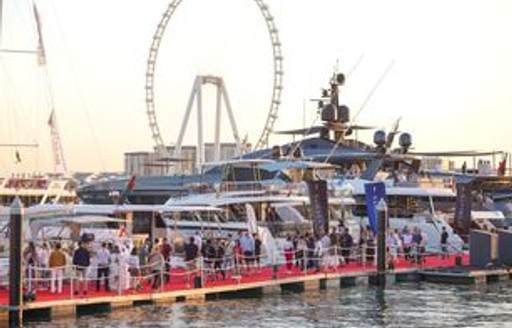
[126,175,136,191]
[15,150,22,164]
[497,154,507,176]
[48,109,55,127]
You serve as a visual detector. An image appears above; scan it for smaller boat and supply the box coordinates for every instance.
[0,174,77,207]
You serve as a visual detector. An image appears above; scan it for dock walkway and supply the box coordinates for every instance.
[0,254,482,325]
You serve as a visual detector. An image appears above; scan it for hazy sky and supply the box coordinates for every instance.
[0,0,511,174]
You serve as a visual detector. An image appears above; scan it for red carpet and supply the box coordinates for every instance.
[0,254,468,306]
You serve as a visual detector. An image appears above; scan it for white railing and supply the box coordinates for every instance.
[0,243,465,301]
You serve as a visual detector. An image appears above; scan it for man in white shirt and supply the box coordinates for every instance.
[37,243,51,290]
[193,231,203,252]
[239,232,255,269]
[96,242,111,292]
[314,238,323,272]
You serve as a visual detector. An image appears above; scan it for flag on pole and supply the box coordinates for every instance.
[48,109,55,127]
[126,175,136,191]
[15,150,22,164]
[33,4,47,66]
[497,154,507,176]
[364,182,386,236]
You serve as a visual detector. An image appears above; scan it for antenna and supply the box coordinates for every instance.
[348,54,365,77]
[324,60,395,163]
[352,60,395,124]
[302,98,306,131]
[0,0,3,47]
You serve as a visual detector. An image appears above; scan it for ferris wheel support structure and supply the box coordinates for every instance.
[145,0,283,156]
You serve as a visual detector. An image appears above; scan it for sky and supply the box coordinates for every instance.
[0,0,511,174]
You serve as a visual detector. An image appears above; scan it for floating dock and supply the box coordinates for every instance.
[3,254,511,326]
[420,266,512,285]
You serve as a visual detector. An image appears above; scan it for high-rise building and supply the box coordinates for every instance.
[165,145,197,175]
[124,151,164,176]
[204,142,238,164]
[124,143,238,176]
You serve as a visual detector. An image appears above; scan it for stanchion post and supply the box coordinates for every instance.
[362,243,367,267]
[70,268,74,299]
[272,248,278,279]
[118,269,122,295]
[9,197,23,327]
[334,246,338,269]
[303,251,307,275]
[376,199,388,287]
[27,265,32,295]
[197,257,204,288]
[159,262,164,292]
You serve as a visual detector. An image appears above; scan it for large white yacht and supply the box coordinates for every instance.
[348,176,464,252]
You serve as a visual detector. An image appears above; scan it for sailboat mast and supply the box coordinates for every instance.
[0,1,68,175]
[31,3,67,175]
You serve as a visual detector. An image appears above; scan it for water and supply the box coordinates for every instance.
[26,282,512,328]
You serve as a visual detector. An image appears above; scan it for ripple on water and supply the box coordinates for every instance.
[25,282,512,328]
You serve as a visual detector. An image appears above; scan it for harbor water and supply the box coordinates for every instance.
[26,282,512,328]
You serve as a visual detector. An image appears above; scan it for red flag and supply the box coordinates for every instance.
[126,175,136,191]
[497,156,507,176]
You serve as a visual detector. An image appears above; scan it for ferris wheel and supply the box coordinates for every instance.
[144,0,283,154]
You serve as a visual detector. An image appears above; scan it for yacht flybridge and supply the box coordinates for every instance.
[0,175,76,206]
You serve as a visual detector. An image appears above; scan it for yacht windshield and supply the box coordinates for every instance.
[274,206,306,223]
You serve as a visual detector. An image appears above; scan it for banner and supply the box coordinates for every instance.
[306,180,329,238]
[364,182,386,235]
[454,182,472,235]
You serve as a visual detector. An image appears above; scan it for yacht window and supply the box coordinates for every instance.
[387,195,431,218]
[353,204,368,217]
[431,196,456,213]
[275,206,306,223]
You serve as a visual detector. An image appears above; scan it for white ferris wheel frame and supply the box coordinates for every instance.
[144,0,283,154]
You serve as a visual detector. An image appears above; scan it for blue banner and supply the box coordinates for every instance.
[364,182,386,235]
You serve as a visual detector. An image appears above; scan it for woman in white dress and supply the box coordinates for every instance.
[127,247,141,290]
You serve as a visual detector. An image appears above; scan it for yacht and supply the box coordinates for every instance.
[348,176,464,252]
[0,174,77,207]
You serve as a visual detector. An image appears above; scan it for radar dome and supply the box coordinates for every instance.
[373,130,386,147]
[399,133,412,149]
[336,73,346,85]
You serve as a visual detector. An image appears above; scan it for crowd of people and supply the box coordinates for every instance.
[19,224,446,296]
[19,231,266,295]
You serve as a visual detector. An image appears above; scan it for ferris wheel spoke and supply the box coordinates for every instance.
[145,0,284,160]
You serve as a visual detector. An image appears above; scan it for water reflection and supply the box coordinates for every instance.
[25,282,512,328]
